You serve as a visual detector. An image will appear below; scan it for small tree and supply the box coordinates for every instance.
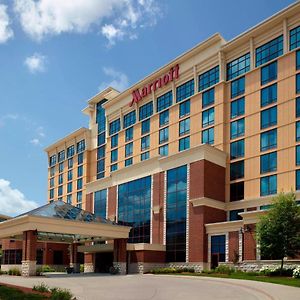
[256,192,300,273]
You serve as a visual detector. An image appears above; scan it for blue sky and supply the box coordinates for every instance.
[0,0,295,215]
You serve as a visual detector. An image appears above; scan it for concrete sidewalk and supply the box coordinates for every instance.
[0,274,299,300]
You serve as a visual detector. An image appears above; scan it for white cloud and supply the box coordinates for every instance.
[13,0,161,45]
[99,67,129,92]
[30,138,41,146]
[24,53,47,73]
[0,179,38,216]
[0,4,14,44]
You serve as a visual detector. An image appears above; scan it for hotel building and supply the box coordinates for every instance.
[2,2,300,274]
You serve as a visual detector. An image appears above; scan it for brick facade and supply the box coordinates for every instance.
[243,224,256,260]
[228,231,239,262]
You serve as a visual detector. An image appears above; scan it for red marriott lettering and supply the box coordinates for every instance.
[130,64,179,106]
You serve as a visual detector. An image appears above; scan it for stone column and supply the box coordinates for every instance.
[70,243,80,273]
[113,238,127,275]
[84,253,95,273]
[22,230,37,276]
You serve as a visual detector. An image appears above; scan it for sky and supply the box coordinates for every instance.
[0,0,296,216]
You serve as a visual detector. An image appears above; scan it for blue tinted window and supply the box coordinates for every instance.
[58,174,63,185]
[260,175,277,196]
[49,155,56,166]
[141,135,150,151]
[77,165,83,177]
[159,110,169,127]
[297,74,300,94]
[231,76,245,98]
[109,119,120,135]
[230,160,244,180]
[202,88,214,108]
[230,139,244,160]
[98,132,105,146]
[123,111,136,128]
[231,97,245,119]
[296,170,300,190]
[111,134,118,148]
[297,145,300,166]
[297,97,300,118]
[227,53,250,80]
[261,106,277,129]
[179,100,190,118]
[199,66,219,91]
[297,121,300,142]
[67,145,74,158]
[59,162,64,173]
[78,153,84,165]
[230,118,244,139]
[179,118,190,136]
[141,119,150,135]
[77,178,83,190]
[111,163,118,172]
[260,152,277,174]
[297,50,300,70]
[255,35,283,66]
[261,129,277,151]
[157,91,172,112]
[97,145,105,160]
[229,209,244,221]
[94,189,107,219]
[290,25,300,50]
[141,151,150,161]
[58,150,65,163]
[67,170,72,181]
[68,158,73,169]
[261,61,277,85]
[159,144,168,156]
[230,182,244,202]
[67,181,72,194]
[50,178,54,188]
[125,142,133,157]
[166,165,187,262]
[139,102,153,121]
[50,166,55,177]
[125,158,133,167]
[202,127,214,145]
[159,127,169,144]
[125,127,133,142]
[211,235,225,262]
[96,100,107,133]
[58,185,63,196]
[118,176,151,243]
[179,136,190,151]
[176,79,194,102]
[111,149,118,163]
[49,189,54,199]
[202,108,214,128]
[97,159,105,179]
[261,83,277,107]
[67,194,72,204]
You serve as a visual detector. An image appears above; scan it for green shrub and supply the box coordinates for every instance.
[214,265,236,275]
[293,266,300,278]
[201,269,215,274]
[150,267,195,274]
[33,283,50,293]
[0,270,7,275]
[8,268,21,276]
[80,264,84,273]
[41,265,55,273]
[259,265,295,277]
[50,288,74,300]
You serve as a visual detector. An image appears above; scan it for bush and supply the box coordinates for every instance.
[0,270,7,275]
[8,268,21,276]
[201,269,215,274]
[41,265,55,273]
[293,266,300,278]
[109,266,119,275]
[50,288,75,300]
[259,265,296,277]
[214,265,236,275]
[150,267,195,274]
[80,264,84,273]
[33,283,50,293]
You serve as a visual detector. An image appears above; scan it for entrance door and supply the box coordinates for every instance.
[95,252,113,273]
[211,254,219,269]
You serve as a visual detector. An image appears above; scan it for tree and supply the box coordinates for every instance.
[256,192,300,273]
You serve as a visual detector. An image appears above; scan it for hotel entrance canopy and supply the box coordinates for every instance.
[0,201,131,242]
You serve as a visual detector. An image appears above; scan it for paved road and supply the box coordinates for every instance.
[0,274,300,300]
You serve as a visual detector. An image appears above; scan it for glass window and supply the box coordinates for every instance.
[58,174,63,185]
[109,119,121,135]
[77,165,83,177]
[261,129,277,151]
[67,170,72,181]
[159,127,169,144]
[111,134,118,148]
[202,108,214,128]
[199,65,219,91]
[94,189,107,219]
[179,136,190,152]
[141,135,150,151]
[166,165,187,262]
[297,170,300,190]
[97,145,105,160]
[118,176,151,243]
[49,155,56,167]
[125,142,133,157]
[261,106,277,129]
[202,127,214,145]
[159,144,168,156]
[141,151,150,161]
[111,163,118,172]
[58,185,63,196]
[97,132,106,146]
[260,152,277,174]
[76,140,85,153]
[49,189,54,199]
[231,97,245,119]
[67,182,72,193]
[67,194,72,204]
[296,145,300,166]
[50,178,54,188]
[141,119,150,135]
[97,159,105,179]
[125,127,134,142]
[231,76,245,98]
[139,102,153,121]
[176,79,194,102]
[96,100,107,133]
[297,50,300,70]
[125,158,133,167]
[227,52,250,81]
[261,61,277,85]
[111,149,118,163]
[202,88,214,108]
[50,166,55,177]
[77,178,83,190]
[290,25,300,50]
[230,160,244,180]
[68,158,73,169]
[297,74,300,94]
[297,121,300,141]
[179,118,190,136]
[297,97,300,118]
[255,35,283,67]
[229,209,244,221]
[159,110,169,127]
[211,235,226,263]
[261,83,277,107]
[77,191,82,202]
[123,111,136,128]
[78,152,84,165]
[260,175,277,196]
[59,162,64,173]
[230,118,244,139]
[230,182,244,201]
[67,145,75,158]
[58,150,65,163]
[179,100,190,118]
[157,91,172,112]
[230,139,244,160]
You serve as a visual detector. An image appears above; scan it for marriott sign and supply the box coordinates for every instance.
[130,64,180,106]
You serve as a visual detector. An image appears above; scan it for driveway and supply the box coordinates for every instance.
[0,274,299,300]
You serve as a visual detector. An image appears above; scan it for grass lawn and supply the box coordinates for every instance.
[0,285,47,300]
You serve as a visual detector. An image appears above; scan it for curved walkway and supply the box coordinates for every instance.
[0,274,300,300]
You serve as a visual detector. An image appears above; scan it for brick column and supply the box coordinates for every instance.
[108,186,117,221]
[22,230,37,276]
[243,224,256,260]
[84,252,95,273]
[228,231,239,263]
[113,238,127,275]
[70,243,80,273]
[85,193,93,213]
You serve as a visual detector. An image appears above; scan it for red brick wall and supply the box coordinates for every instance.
[152,172,164,244]
[114,238,127,262]
[2,239,22,250]
[130,251,165,263]
[228,231,239,262]
[243,224,256,260]
[108,186,117,221]
[85,193,93,213]
[22,231,37,261]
